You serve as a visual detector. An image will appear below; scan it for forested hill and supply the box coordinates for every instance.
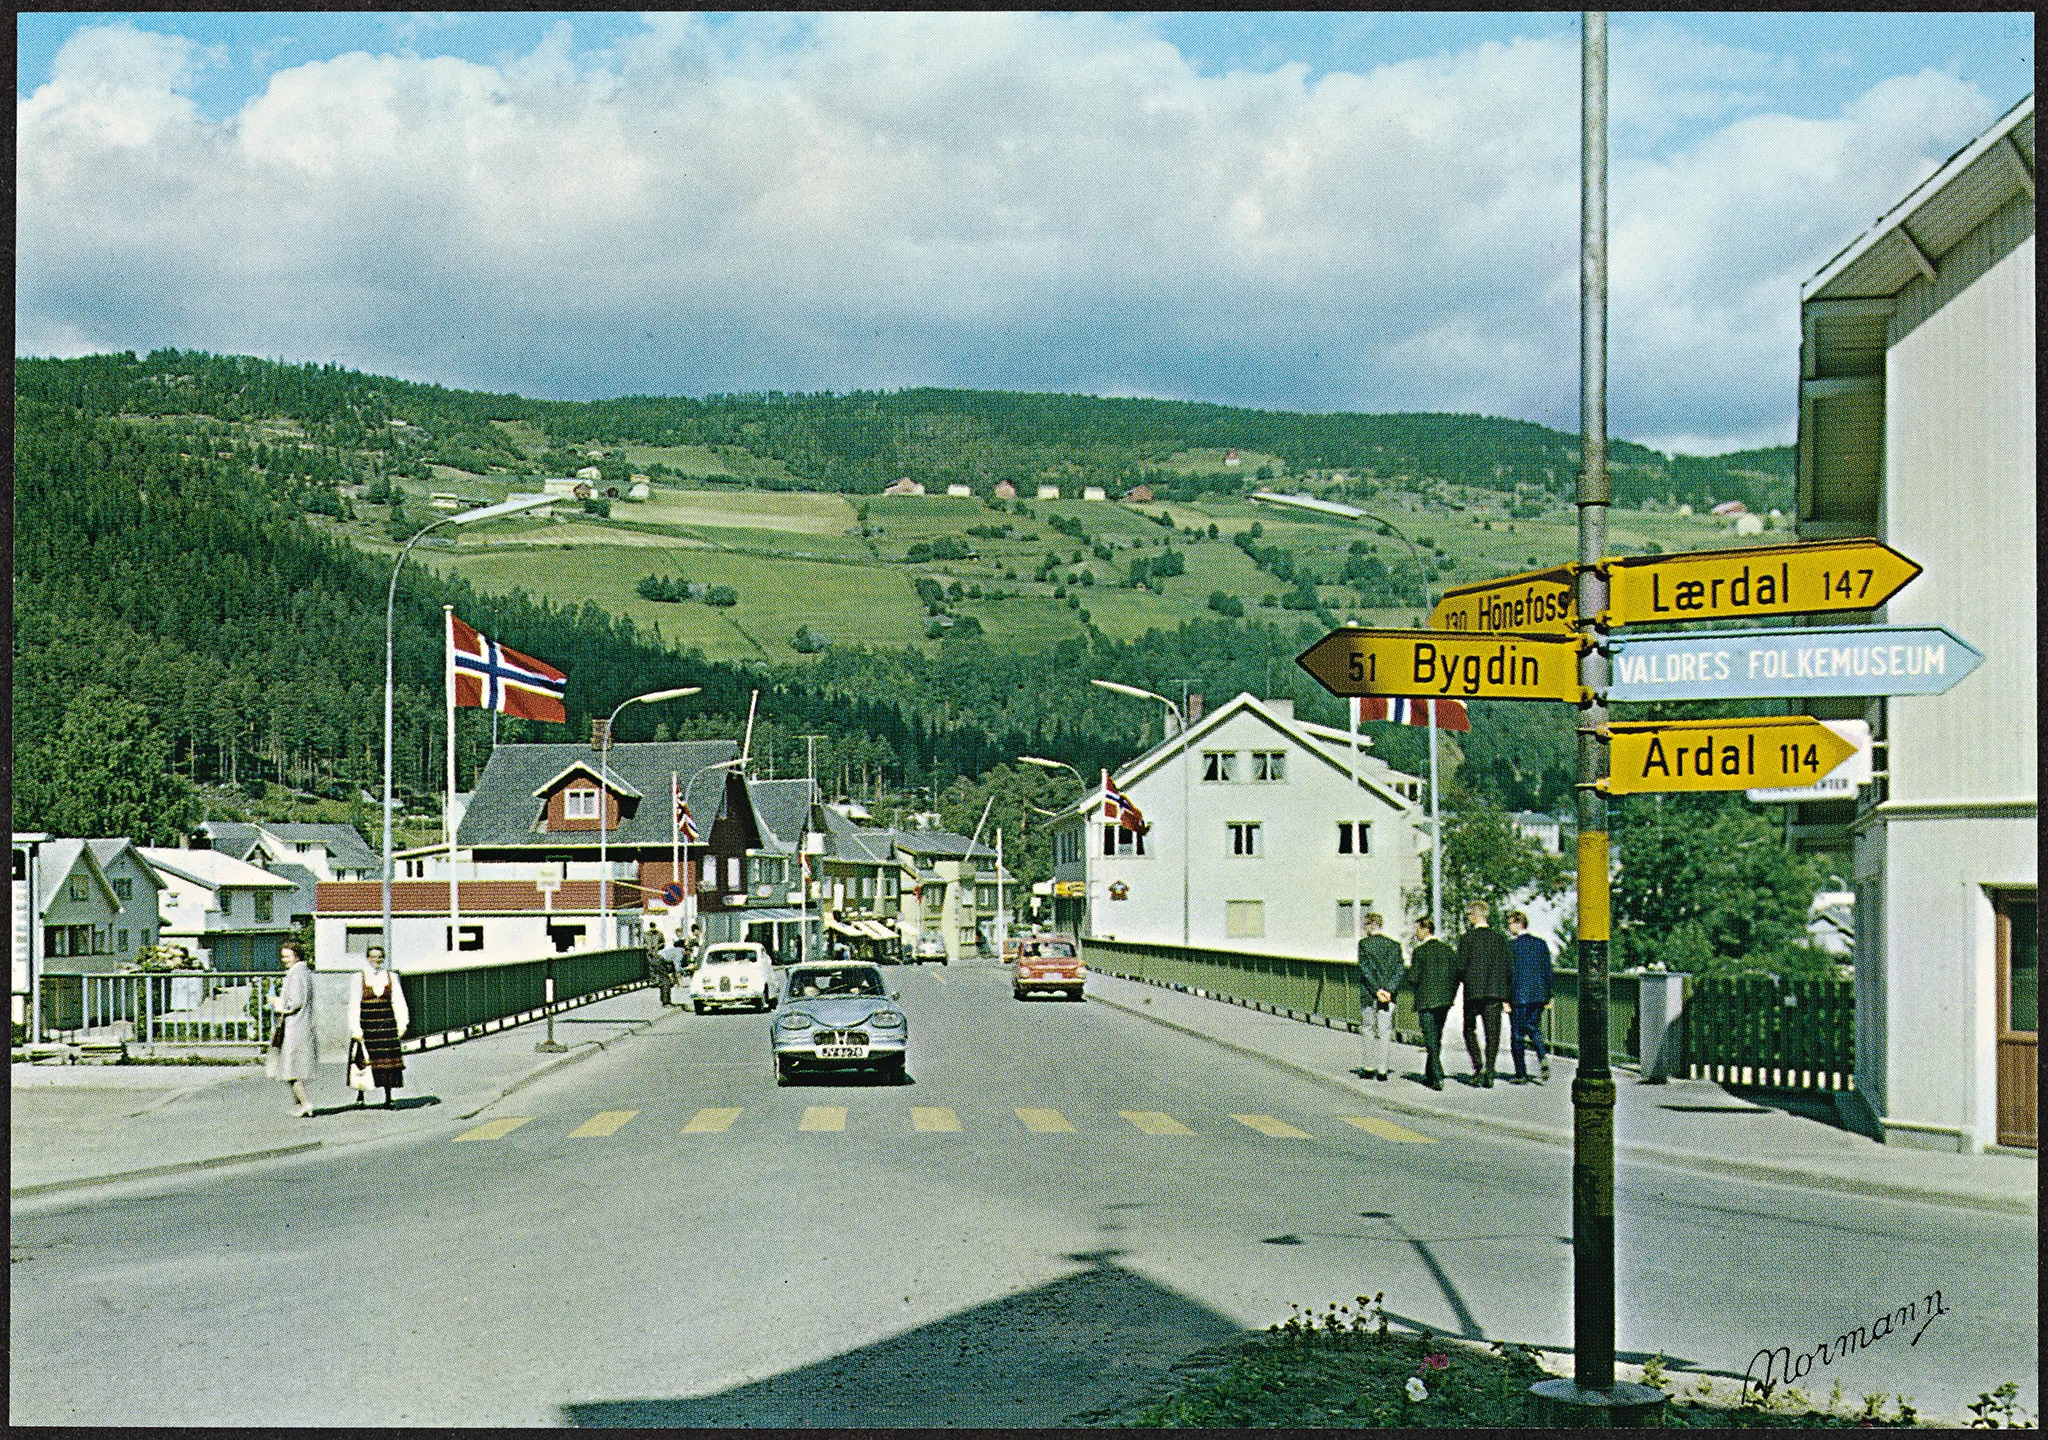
[16,350,1794,513]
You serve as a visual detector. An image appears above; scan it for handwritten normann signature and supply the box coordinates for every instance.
[1743,1290,1949,1399]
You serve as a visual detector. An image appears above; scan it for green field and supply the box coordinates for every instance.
[370,477,1792,664]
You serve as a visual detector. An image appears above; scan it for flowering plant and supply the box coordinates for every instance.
[1405,1377,1429,1403]
[1421,1353,1450,1371]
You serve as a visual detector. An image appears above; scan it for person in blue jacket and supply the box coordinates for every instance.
[1506,910,1553,1083]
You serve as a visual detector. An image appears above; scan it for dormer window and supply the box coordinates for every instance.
[565,787,601,820]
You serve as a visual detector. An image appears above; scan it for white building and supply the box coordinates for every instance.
[1047,693,1425,959]
[1796,93,2034,1152]
[139,848,299,970]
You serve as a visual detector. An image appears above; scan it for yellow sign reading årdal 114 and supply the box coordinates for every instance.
[1596,717,1860,795]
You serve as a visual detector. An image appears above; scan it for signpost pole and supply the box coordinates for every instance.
[1532,13,1659,1426]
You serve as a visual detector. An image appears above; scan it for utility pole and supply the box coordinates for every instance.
[1531,14,1663,1424]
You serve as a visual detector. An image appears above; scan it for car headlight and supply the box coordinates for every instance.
[775,1013,813,1030]
[870,1010,906,1029]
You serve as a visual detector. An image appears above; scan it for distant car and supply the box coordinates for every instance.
[689,942,778,1013]
[771,961,908,1084]
[1013,935,1085,1001]
[1001,935,1024,965]
[911,931,948,965]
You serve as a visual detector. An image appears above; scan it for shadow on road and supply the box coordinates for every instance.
[560,1249,1245,1427]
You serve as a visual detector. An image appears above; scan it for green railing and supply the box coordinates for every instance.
[1682,974,1854,1091]
[1083,938,1422,1041]
[1540,968,1642,1065]
[401,947,646,1041]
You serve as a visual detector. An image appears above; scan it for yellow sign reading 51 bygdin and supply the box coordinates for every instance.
[1297,627,1583,702]
[1597,717,1860,795]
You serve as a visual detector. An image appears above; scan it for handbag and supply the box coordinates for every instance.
[346,1038,373,1092]
[270,1021,286,1050]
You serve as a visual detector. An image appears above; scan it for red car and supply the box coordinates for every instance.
[1012,935,1086,1001]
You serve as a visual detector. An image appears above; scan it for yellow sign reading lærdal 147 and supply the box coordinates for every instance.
[1597,718,1860,795]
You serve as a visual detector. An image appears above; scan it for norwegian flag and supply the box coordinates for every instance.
[448,614,568,723]
[673,776,700,843]
[1354,696,1471,732]
[1102,770,1149,833]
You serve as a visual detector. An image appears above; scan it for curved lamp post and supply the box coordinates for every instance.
[381,493,558,963]
[598,687,702,949]
[1249,489,1445,937]
[674,754,746,943]
[1091,678,1188,949]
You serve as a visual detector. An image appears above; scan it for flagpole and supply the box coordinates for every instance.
[1351,696,1364,944]
[671,770,681,945]
[444,605,460,955]
[1429,699,1442,938]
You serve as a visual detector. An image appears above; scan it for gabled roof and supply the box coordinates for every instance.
[262,823,378,871]
[817,806,895,864]
[457,739,741,848]
[194,821,264,862]
[889,828,997,862]
[532,760,644,801]
[745,778,819,854]
[138,847,298,891]
[86,839,166,892]
[32,839,122,914]
[1087,691,1419,813]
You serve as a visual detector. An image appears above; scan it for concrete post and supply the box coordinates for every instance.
[1637,970,1687,1082]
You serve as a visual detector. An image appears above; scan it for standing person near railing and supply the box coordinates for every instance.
[1505,911,1554,1084]
[1354,911,1404,1083]
[265,943,318,1117]
[348,945,411,1109]
[1457,901,1513,1089]
[1408,917,1461,1091]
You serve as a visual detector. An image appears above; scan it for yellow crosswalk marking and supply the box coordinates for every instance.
[912,1106,961,1132]
[1118,1110,1193,1135]
[1341,1115,1435,1143]
[681,1107,742,1133]
[800,1106,847,1132]
[1233,1113,1313,1138]
[453,1116,532,1142]
[1015,1107,1076,1133]
[568,1109,638,1138]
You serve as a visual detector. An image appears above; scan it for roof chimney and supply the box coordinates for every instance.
[590,717,611,752]
[1187,693,1204,723]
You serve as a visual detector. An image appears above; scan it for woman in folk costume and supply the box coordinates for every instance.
[348,944,411,1108]
[266,943,319,1117]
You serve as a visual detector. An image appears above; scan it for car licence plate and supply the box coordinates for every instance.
[817,1044,868,1060]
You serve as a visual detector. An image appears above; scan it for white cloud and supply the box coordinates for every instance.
[15,17,2002,450]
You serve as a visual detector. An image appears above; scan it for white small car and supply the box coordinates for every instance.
[689,942,778,1013]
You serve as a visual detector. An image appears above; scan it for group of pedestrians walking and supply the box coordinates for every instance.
[1355,900,1553,1090]
[265,942,410,1116]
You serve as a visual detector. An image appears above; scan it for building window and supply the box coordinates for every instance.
[1337,822,1372,855]
[1201,751,1237,782]
[219,891,234,917]
[565,787,600,820]
[68,876,86,901]
[1227,822,1262,857]
[859,875,876,900]
[1103,823,1145,857]
[113,877,133,901]
[1335,900,1379,938]
[1251,750,1286,781]
[727,856,742,891]
[254,893,273,922]
[699,857,717,892]
[1225,900,1264,938]
[883,873,898,899]
[402,859,426,879]
[446,924,484,952]
[118,928,130,953]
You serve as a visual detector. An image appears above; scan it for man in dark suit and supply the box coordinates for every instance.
[1407,915,1461,1090]
[1457,900,1514,1087]
[1354,911,1405,1081]
[1506,910,1554,1083]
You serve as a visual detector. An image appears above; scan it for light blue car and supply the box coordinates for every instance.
[771,962,908,1085]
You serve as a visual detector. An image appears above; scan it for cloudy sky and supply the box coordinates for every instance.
[16,11,2033,454]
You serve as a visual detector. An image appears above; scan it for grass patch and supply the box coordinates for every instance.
[1076,1298,1954,1429]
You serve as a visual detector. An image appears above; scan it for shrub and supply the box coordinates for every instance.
[704,585,738,607]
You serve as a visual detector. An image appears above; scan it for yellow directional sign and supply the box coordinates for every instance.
[1604,538,1920,627]
[1429,565,1579,637]
[1597,717,1859,795]
[1297,627,1582,703]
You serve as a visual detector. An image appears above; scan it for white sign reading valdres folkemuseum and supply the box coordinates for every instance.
[1606,626,1982,702]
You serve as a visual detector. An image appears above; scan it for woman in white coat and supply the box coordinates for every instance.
[347,944,411,1108]
[266,943,319,1116]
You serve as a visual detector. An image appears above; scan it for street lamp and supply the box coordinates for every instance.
[674,755,746,944]
[381,493,557,964]
[1091,678,1189,949]
[1250,489,1446,938]
[1017,754,1082,779]
[599,687,702,949]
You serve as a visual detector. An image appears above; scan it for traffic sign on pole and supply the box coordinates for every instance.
[1429,565,1580,637]
[1597,716,1860,795]
[1607,625,1982,701]
[1603,538,1920,627]
[1296,627,1583,703]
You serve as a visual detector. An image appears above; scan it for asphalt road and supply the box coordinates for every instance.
[10,958,2036,1425]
